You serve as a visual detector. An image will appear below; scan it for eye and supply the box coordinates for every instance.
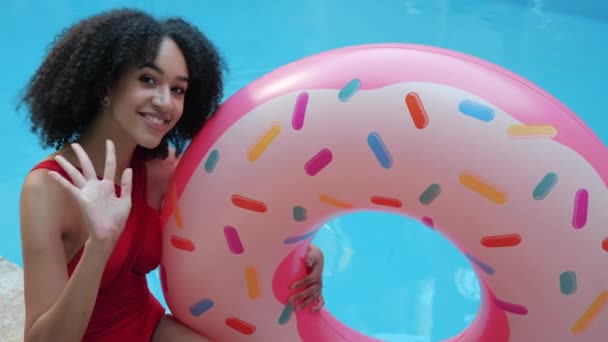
[172,86,187,95]
[140,75,156,86]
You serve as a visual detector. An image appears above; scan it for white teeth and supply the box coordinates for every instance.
[144,114,165,125]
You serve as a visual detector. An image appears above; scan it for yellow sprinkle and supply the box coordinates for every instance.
[459,172,507,204]
[571,291,608,334]
[247,123,281,162]
[508,124,557,138]
[170,184,184,229]
[320,194,353,208]
[244,266,262,300]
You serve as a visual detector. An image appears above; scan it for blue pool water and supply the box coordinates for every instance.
[1,1,607,341]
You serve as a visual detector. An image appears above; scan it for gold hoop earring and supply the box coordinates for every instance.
[101,96,110,107]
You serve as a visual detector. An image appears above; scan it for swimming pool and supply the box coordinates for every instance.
[2,1,607,341]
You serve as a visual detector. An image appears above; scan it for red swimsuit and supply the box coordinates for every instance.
[30,151,165,341]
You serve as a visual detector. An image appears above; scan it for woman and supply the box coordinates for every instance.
[18,8,325,341]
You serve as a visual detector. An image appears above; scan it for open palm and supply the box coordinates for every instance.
[49,140,133,245]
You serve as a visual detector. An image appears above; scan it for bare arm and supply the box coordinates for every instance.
[22,141,132,342]
[20,170,113,342]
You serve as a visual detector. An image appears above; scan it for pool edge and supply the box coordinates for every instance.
[0,256,24,342]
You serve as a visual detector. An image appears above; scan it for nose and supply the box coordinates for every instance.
[152,87,173,111]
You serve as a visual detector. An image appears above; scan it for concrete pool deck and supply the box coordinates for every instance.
[0,257,24,342]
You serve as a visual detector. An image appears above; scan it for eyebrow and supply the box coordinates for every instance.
[140,62,189,83]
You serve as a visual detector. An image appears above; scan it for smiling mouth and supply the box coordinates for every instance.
[138,112,170,125]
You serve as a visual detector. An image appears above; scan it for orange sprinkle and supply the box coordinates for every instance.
[170,235,195,252]
[244,266,262,299]
[405,92,429,129]
[320,194,353,208]
[170,184,184,229]
[508,124,557,138]
[571,291,608,334]
[459,171,507,204]
[226,317,256,335]
[247,123,281,162]
[231,194,267,212]
[481,234,521,247]
[371,196,403,208]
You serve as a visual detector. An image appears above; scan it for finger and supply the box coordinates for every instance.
[103,140,116,181]
[48,171,81,199]
[54,155,86,188]
[311,295,325,312]
[291,266,321,290]
[294,287,322,311]
[120,168,133,199]
[289,283,321,305]
[71,143,97,180]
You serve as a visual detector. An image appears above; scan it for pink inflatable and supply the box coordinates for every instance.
[159,44,608,341]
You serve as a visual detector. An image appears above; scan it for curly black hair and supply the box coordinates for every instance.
[18,8,226,160]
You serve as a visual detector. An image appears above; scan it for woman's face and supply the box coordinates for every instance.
[106,37,189,149]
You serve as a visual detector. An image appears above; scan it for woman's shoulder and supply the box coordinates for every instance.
[145,148,180,183]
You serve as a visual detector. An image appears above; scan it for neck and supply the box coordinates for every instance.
[73,112,137,184]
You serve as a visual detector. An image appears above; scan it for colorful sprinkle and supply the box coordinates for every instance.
[190,298,214,316]
[338,79,361,102]
[370,196,402,208]
[292,92,309,130]
[465,254,495,275]
[560,271,577,295]
[419,184,441,205]
[572,189,588,229]
[602,238,608,252]
[305,148,333,176]
[231,194,268,213]
[248,123,281,162]
[226,317,256,335]
[459,99,495,122]
[421,217,434,228]
[278,303,294,325]
[459,172,507,204]
[293,206,307,222]
[508,124,557,138]
[481,234,521,248]
[168,185,184,229]
[405,92,429,129]
[224,226,244,254]
[205,150,219,173]
[320,194,353,208]
[244,266,262,300]
[495,299,528,315]
[284,230,318,244]
[533,172,558,200]
[367,132,393,169]
[170,235,195,252]
[571,291,608,334]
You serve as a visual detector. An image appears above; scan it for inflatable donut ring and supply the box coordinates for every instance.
[159,44,608,341]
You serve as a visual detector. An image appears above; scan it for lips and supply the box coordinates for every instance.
[138,112,171,130]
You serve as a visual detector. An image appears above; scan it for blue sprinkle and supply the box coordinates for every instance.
[205,150,219,173]
[367,132,393,169]
[284,230,318,244]
[560,271,577,295]
[278,303,294,325]
[533,172,558,200]
[465,254,495,275]
[338,79,361,102]
[419,184,441,205]
[189,298,214,316]
[459,99,495,122]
